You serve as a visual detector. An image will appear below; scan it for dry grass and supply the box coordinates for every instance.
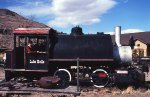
[121,86,134,94]
[78,86,150,97]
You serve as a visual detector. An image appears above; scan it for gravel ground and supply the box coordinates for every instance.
[78,87,150,97]
[8,87,150,97]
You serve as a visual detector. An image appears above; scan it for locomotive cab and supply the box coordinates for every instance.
[15,35,48,70]
[5,28,52,81]
[14,28,50,70]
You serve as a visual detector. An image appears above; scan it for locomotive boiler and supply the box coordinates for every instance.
[4,26,148,88]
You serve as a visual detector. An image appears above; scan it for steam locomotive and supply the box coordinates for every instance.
[4,26,149,88]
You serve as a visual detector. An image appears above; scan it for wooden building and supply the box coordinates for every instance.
[111,31,150,57]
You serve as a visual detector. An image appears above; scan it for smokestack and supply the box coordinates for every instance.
[115,26,121,47]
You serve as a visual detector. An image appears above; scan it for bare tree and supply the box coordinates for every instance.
[27,14,37,27]
[28,14,37,21]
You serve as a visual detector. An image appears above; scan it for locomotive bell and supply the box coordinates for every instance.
[70,26,84,36]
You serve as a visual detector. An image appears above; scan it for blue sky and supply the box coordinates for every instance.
[0,0,150,34]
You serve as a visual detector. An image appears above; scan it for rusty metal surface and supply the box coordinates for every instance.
[0,86,79,96]
[0,77,80,96]
[0,80,79,96]
[37,76,61,88]
[14,28,51,35]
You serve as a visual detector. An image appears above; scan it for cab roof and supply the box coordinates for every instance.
[14,28,51,35]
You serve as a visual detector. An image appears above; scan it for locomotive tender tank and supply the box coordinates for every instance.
[50,27,113,60]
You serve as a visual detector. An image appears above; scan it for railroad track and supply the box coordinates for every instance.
[0,66,150,97]
[0,79,80,97]
[0,80,150,97]
[0,66,80,96]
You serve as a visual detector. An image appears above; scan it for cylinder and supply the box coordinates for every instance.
[115,26,121,47]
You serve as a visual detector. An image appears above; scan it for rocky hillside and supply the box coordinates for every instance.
[0,9,49,32]
[0,9,50,49]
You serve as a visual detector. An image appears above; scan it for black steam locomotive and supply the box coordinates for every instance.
[4,26,149,88]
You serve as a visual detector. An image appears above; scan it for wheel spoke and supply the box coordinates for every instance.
[91,69,109,88]
[54,69,71,88]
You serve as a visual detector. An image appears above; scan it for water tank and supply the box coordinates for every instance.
[50,34,113,59]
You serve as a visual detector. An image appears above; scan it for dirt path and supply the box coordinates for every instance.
[78,86,150,97]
